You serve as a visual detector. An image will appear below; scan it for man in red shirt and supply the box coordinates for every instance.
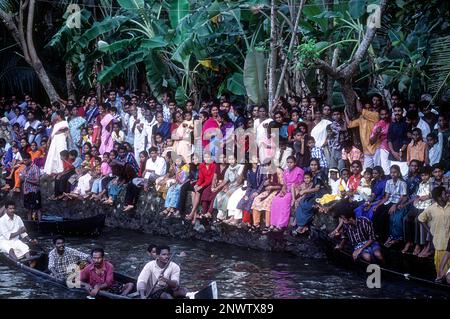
[81,247,134,297]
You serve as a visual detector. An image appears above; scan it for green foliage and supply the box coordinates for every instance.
[244,49,267,104]
[295,38,320,70]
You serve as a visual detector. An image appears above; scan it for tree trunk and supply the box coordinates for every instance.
[65,62,76,101]
[0,1,61,103]
[339,79,358,118]
[268,0,277,111]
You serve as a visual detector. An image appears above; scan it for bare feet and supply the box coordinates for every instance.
[412,244,422,256]
[401,242,413,254]
[123,205,134,212]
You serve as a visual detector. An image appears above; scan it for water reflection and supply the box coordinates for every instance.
[0,228,448,299]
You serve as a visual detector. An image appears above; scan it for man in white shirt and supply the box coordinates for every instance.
[0,201,36,260]
[137,245,186,299]
[144,147,167,185]
[406,110,430,142]
[24,111,42,145]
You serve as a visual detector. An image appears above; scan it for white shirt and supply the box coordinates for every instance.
[428,142,442,166]
[415,118,430,141]
[137,260,180,295]
[0,214,28,241]
[145,156,167,177]
[112,130,125,143]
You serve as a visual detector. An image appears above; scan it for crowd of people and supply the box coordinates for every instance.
[0,88,449,283]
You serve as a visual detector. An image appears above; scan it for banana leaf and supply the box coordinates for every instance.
[169,0,190,29]
[243,50,266,104]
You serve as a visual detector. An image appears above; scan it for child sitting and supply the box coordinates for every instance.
[293,172,313,209]
[112,122,125,144]
[402,166,433,256]
[353,168,373,202]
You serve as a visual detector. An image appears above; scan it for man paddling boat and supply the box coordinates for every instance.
[48,235,91,280]
[0,201,37,264]
[137,245,187,299]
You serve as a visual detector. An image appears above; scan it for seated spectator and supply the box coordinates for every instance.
[402,166,433,255]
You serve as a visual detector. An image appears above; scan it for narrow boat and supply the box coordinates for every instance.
[23,214,106,236]
[0,251,218,299]
[317,230,450,293]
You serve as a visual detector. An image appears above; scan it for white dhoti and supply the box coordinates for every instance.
[0,238,29,258]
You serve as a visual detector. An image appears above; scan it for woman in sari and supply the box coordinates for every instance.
[251,165,282,231]
[43,111,69,175]
[85,97,99,126]
[151,111,171,143]
[99,109,114,155]
[268,156,304,231]
[293,158,328,235]
[68,106,86,152]
[201,105,220,159]
[162,155,189,217]
[173,120,193,164]
[213,155,244,221]
[92,104,105,148]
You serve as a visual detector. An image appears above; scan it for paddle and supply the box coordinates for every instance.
[145,250,176,299]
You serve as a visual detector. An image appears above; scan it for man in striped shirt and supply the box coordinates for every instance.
[333,208,384,264]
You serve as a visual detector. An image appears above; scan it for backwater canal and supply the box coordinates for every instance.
[0,228,448,299]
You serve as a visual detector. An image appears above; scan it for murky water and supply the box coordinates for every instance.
[0,228,448,299]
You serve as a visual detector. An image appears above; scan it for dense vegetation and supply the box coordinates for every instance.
[1,0,449,112]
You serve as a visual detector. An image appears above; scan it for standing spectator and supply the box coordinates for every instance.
[345,102,379,169]
[20,153,41,221]
[418,187,450,280]
[387,105,409,176]
[427,133,442,166]
[370,107,390,174]
[406,110,430,142]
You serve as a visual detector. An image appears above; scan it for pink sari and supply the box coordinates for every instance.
[99,114,114,155]
[269,166,304,228]
[202,117,220,148]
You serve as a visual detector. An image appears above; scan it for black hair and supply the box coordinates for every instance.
[431,186,445,202]
[352,160,362,169]
[149,146,158,154]
[372,166,385,178]
[156,245,170,255]
[310,158,321,170]
[147,244,157,253]
[4,200,15,209]
[69,150,78,158]
[406,110,419,122]
[91,247,104,257]
[420,165,432,175]
[411,127,422,137]
[426,132,438,142]
[53,235,65,245]
[431,163,445,171]
[336,204,356,220]
[60,150,69,158]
